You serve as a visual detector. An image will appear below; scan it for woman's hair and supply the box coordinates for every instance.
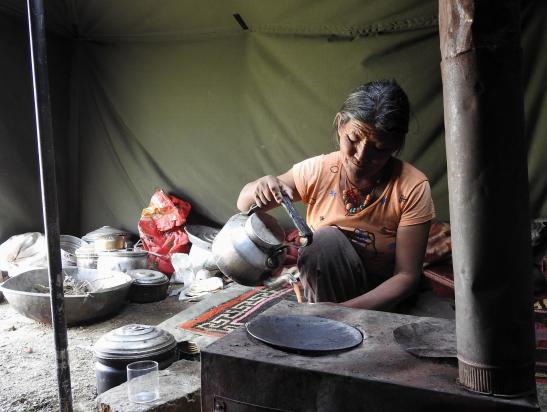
[334,79,410,150]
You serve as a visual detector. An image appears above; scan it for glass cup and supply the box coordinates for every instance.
[126,360,159,403]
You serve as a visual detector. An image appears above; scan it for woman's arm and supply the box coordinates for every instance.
[340,221,431,310]
[236,169,301,212]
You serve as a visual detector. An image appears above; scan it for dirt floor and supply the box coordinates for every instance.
[0,295,190,412]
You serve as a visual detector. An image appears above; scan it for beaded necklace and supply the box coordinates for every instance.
[342,176,380,215]
[341,159,392,216]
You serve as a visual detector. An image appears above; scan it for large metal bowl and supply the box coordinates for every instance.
[0,267,133,326]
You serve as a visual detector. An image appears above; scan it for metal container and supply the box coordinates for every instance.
[212,194,312,287]
[93,324,177,394]
[93,235,126,252]
[212,212,287,286]
[0,267,133,325]
[127,269,170,303]
[83,226,132,248]
[75,245,99,271]
[60,235,88,266]
[97,249,148,273]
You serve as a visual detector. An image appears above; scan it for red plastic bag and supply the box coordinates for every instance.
[138,190,191,275]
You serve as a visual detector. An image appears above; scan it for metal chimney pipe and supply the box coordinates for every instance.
[26,0,73,409]
[439,0,536,396]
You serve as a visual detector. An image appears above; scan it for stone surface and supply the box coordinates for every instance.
[95,360,200,412]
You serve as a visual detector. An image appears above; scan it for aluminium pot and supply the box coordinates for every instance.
[75,245,98,271]
[97,249,149,273]
[127,269,170,303]
[94,324,177,394]
[93,235,126,252]
[83,226,133,248]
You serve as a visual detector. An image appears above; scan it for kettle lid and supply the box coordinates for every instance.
[93,324,176,360]
[245,212,285,249]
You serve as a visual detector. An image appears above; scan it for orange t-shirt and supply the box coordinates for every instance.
[292,151,435,282]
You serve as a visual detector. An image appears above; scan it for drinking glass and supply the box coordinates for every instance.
[126,360,159,403]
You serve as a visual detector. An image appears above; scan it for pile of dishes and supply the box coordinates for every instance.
[75,226,149,274]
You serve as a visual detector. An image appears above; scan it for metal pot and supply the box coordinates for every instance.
[94,235,126,252]
[83,226,133,248]
[97,249,149,273]
[94,324,177,394]
[75,245,98,271]
[212,194,312,286]
[127,269,170,303]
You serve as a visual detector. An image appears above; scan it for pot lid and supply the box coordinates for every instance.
[245,212,285,248]
[94,324,176,360]
[127,269,168,285]
[82,226,130,243]
[96,249,148,258]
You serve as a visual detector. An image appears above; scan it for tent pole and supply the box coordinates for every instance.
[439,0,536,396]
[26,0,73,410]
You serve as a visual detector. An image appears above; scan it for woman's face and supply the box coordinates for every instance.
[338,119,400,180]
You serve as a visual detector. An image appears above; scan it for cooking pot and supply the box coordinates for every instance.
[75,244,98,272]
[94,324,177,394]
[83,226,133,248]
[97,249,149,273]
[94,235,126,252]
[127,269,170,303]
[212,194,312,286]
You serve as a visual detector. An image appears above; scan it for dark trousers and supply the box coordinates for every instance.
[297,226,368,303]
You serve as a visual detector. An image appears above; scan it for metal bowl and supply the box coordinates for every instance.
[0,267,133,326]
[60,235,88,266]
[184,225,220,251]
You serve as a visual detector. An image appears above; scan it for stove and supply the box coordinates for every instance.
[201,301,538,411]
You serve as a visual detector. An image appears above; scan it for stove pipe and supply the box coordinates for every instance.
[439,0,536,396]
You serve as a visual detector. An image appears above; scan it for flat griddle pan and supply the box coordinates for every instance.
[245,314,363,354]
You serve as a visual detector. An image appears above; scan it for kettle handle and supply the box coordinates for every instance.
[246,203,260,216]
[280,193,313,246]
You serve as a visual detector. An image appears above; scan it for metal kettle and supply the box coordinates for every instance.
[212,194,312,286]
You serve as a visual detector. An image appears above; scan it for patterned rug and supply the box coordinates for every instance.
[179,285,295,337]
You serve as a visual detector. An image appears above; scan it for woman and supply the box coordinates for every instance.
[237,80,434,311]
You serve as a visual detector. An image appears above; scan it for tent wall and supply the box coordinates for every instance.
[0,1,545,242]
[0,12,73,241]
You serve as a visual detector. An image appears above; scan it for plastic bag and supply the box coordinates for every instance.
[138,190,192,274]
[0,232,48,276]
[171,253,195,286]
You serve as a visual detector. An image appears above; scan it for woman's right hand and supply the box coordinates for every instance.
[251,175,294,208]
[237,170,299,212]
